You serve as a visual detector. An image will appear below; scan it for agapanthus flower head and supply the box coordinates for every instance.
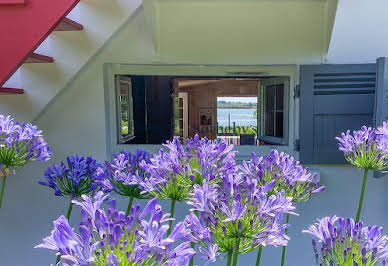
[336,123,388,170]
[139,135,236,201]
[96,149,152,199]
[240,150,324,203]
[0,114,51,167]
[185,173,297,265]
[39,155,102,198]
[36,192,195,265]
[303,216,388,266]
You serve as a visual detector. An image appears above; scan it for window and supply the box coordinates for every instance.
[259,77,289,145]
[116,75,134,143]
[113,76,289,146]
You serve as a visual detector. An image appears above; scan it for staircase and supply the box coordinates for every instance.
[0,0,82,93]
[0,0,142,121]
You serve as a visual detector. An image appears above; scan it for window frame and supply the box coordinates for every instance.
[115,75,135,144]
[104,63,297,160]
[259,77,290,145]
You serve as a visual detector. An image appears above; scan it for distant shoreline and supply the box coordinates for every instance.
[217,102,257,109]
[217,107,256,109]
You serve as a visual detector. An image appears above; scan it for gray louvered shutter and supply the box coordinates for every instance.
[375,58,388,127]
[300,64,376,164]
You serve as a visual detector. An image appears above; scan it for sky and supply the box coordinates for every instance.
[217,97,257,103]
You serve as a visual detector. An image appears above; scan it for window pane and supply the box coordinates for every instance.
[174,96,181,136]
[265,111,275,136]
[276,84,284,110]
[275,112,284,137]
[266,85,276,111]
[119,81,129,137]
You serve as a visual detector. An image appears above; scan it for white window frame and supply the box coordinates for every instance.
[116,75,134,144]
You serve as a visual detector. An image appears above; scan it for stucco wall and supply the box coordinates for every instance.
[2,2,388,266]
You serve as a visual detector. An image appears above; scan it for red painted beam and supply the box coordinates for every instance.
[0,0,25,5]
[25,52,54,63]
[0,87,24,94]
[55,17,83,31]
[0,0,80,86]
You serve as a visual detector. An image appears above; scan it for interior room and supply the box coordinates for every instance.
[174,78,289,146]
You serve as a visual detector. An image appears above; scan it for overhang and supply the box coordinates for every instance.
[142,0,338,64]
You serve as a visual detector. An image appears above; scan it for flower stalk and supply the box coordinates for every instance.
[227,251,233,266]
[125,195,134,216]
[255,246,262,266]
[66,200,73,220]
[280,213,290,266]
[0,167,9,209]
[167,198,176,236]
[232,238,241,266]
[355,168,369,223]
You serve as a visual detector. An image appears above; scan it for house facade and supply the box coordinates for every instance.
[1,0,388,265]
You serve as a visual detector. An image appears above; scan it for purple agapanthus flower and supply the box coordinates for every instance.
[96,150,152,200]
[36,192,195,265]
[0,114,51,167]
[139,135,236,201]
[39,155,102,198]
[0,114,51,208]
[303,216,388,265]
[240,150,325,203]
[185,172,296,264]
[336,123,388,170]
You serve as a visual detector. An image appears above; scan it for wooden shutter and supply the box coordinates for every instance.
[375,58,388,127]
[145,76,174,144]
[299,64,376,164]
[129,76,147,144]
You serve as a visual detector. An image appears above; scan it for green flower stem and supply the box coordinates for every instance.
[189,210,198,266]
[125,195,134,216]
[227,251,233,266]
[232,238,241,266]
[56,199,74,264]
[255,246,263,266]
[66,200,73,220]
[167,199,176,236]
[355,168,369,223]
[0,167,9,209]
[189,242,195,266]
[280,213,290,266]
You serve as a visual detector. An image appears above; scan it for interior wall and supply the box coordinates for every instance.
[176,79,258,139]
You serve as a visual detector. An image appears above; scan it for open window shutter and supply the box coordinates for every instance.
[129,76,147,144]
[259,77,290,145]
[145,76,174,144]
[375,57,388,127]
[299,64,376,164]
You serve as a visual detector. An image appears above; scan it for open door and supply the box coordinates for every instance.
[258,77,290,145]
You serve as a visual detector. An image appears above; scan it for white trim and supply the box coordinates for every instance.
[178,92,189,140]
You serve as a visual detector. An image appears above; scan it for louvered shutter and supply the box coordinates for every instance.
[299,64,376,164]
[375,58,388,127]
